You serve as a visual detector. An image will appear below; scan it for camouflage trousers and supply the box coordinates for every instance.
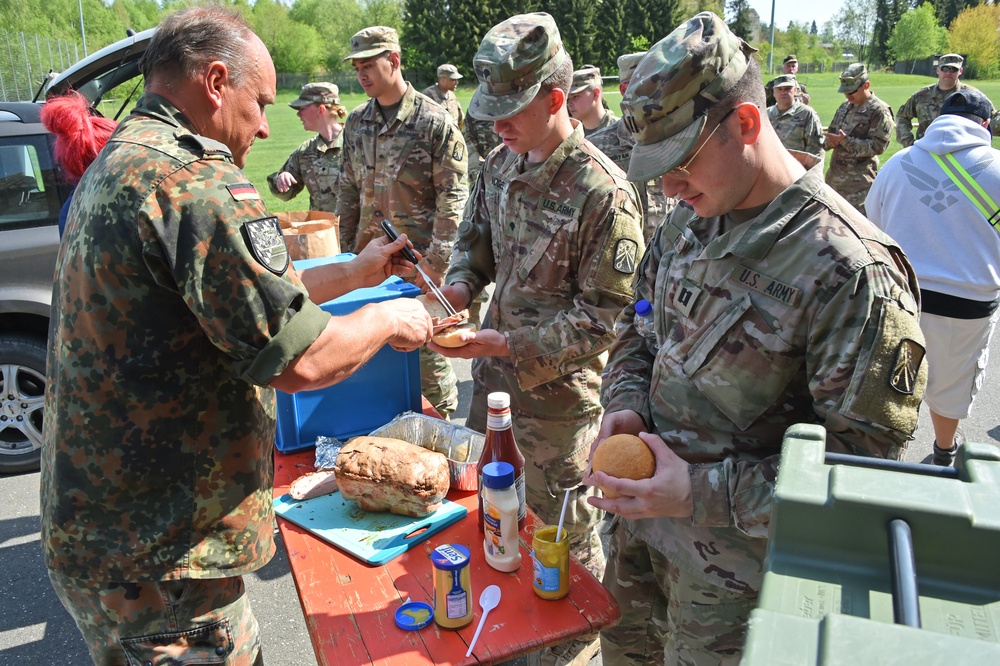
[825,168,872,214]
[467,385,605,579]
[600,523,757,666]
[49,570,263,666]
[420,346,458,419]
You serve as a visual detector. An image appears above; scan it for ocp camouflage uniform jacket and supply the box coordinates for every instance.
[589,118,673,242]
[447,121,644,418]
[585,108,618,137]
[601,167,925,595]
[41,94,331,581]
[266,131,342,212]
[896,81,1000,147]
[421,83,465,131]
[767,101,823,160]
[824,94,894,209]
[337,83,468,274]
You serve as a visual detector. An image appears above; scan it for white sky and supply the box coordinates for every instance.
[747,0,845,32]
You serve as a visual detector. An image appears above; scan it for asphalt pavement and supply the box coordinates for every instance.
[3,335,999,664]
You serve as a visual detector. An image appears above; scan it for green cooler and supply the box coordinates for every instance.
[743,424,1000,665]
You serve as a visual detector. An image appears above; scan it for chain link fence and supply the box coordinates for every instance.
[0,29,83,102]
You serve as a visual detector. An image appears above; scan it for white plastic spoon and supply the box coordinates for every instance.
[465,584,501,658]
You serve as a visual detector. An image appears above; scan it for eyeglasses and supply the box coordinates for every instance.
[940,66,959,73]
[665,108,737,180]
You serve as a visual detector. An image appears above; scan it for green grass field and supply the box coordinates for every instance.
[245,73,1000,213]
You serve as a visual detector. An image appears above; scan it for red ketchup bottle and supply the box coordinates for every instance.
[477,392,526,532]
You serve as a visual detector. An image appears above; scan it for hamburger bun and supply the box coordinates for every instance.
[591,434,655,499]
[432,320,478,348]
[417,294,477,348]
[417,294,450,320]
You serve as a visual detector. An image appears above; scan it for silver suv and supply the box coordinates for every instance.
[0,29,152,473]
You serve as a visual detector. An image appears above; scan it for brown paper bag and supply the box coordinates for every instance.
[276,211,341,261]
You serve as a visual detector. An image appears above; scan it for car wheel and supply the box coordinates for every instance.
[0,334,46,474]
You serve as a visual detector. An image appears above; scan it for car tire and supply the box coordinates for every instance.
[0,334,46,474]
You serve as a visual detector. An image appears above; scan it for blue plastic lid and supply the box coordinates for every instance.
[635,299,652,316]
[430,543,470,570]
[482,461,515,489]
[395,600,433,630]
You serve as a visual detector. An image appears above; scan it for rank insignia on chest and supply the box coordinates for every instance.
[613,239,638,274]
[889,338,925,395]
[242,217,289,275]
[227,182,261,201]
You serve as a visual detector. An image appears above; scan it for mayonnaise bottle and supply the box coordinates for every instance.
[481,461,522,572]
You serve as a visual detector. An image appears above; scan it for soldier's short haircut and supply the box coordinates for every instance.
[540,54,574,98]
[706,57,766,143]
[141,7,254,88]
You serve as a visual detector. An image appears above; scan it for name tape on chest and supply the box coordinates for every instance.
[242,217,289,275]
[734,265,802,307]
[227,182,261,201]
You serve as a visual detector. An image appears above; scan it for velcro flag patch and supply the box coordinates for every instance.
[227,182,261,201]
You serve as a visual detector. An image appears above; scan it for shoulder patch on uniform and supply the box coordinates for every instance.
[453,142,464,162]
[613,238,639,274]
[890,338,925,395]
[228,182,261,201]
[241,217,289,275]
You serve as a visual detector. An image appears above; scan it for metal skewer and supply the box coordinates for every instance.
[379,219,459,318]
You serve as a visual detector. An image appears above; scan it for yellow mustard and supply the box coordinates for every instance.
[531,525,570,600]
[431,544,473,629]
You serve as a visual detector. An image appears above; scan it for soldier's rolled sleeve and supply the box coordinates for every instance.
[896,98,916,147]
[336,116,362,250]
[425,119,469,274]
[689,456,777,538]
[805,112,824,158]
[266,151,304,202]
[507,191,641,390]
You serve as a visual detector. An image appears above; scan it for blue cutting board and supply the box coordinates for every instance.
[273,492,468,565]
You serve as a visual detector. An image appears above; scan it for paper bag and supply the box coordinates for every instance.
[276,211,340,261]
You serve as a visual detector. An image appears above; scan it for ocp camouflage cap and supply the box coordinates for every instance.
[620,12,757,182]
[468,13,568,121]
[617,52,646,84]
[570,65,602,93]
[938,53,964,68]
[838,63,868,93]
[289,82,341,109]
[344,26,399,61]
[783,54,798,64]
[437,64,463,79]
[772,74,796,89]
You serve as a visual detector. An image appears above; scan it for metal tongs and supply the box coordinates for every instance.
[379,219,460,319]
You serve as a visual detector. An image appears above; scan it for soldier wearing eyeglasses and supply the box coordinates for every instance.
[896,53,1000,147]
[589,13,926,665]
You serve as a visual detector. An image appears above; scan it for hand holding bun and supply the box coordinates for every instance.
[590,434,656,499]
[418,294,477,348]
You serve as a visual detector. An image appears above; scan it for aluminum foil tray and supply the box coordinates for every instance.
[369,412,485,491]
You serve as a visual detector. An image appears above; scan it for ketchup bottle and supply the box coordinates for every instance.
[477,392,526,532]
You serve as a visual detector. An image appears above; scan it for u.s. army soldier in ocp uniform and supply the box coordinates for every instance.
[338,26,468,418]
[589,13,925,665]
[824,63,894,215]
[422,63,466,131]
[590,51,675,242]
[766,74,823,169]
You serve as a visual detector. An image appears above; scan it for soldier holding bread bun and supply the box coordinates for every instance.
[587,13,925,666]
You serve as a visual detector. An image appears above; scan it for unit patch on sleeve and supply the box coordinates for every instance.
[890,338,925,395]
[227,182,261,201]
[242,217,289,275]
[613,238,639,274]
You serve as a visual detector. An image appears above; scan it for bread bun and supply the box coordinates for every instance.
[591,434,655,499]
[416,294,450,320]
[432,321,477,348]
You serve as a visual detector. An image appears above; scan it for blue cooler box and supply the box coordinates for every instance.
[274,254,422,453]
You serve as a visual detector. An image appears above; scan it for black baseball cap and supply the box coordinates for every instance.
[941,90,993,123]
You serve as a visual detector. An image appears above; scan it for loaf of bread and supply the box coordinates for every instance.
[334,436,450,517]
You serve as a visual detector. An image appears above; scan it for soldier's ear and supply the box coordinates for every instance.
[549,87,566,115]
[203,61,228,110]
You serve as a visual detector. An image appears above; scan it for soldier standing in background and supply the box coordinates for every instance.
[766,74,824,168]
[434,13,645,665]
[338,26,468,418]
[591,14,924,665]
[896,53,999,147]
[567,65,617,136]
[590,51,675,242]
[268,82,345,213]
[765,54,810,107]
[421,63,465,131]
[824,64,894,215]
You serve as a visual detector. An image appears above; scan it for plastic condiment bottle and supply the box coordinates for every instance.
[431,544,474,629]
[481,461,522,572]
[477,392,526,532]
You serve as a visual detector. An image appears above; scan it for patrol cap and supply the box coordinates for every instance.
[783,54,798,64]
[617,52,646,84]
[344,26,399,61]
[938,53,964,68]
[289,82,340,109]
[468,13,569,122]
[620,11,757,182]
[772,74,796,89]
[941,89,993,122]
[437,64,462,79]
[570,65,602,93]
[838,63,868,93]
